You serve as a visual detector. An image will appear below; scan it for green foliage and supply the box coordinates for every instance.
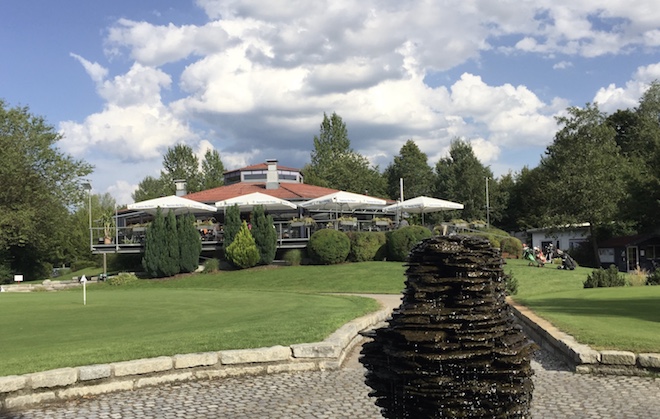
[0,101,93,280]
[70,260,98,272]
[384,140,434,200]
[142,208,166,277]
[505,271,518,295]
[251,206,277,265]
[202,258,220,274]
[386,225,433,262]
[178,214,201,273]
[201,149,225,190]
[0,262,13,284]
[223,204,241,253]
[308,229,351,265]
[584,265,626,288]
[646,270,660,286]
[500,237,523,258]
[132,176,167,202]
[304,112,386,196]
[225,221,260,269]
[434,138,493,222]
[346,232,387,262]
[282,249,303,266]
[161,211,181,277]
[161,144,202,194]
[107,272,138,286]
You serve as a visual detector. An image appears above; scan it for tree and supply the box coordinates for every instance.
[132,176,167,202]
[251,205,277,265]
[223,204,241,257]
[161,210,181,277]
[0,101,92,281]
[384,140,434,200]
[225,221,260,269]
[540,103,627,265]
[161,144,202,195]
[178,213,201,273]
[434,139,492,222]
[201,149,225,190]
[304,112,386,196]
[142,208,166,277]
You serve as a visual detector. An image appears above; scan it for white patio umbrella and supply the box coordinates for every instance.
[215,192,298,211]
[127,195,217,215]
[382,196,464,224]
[299,191,387,212]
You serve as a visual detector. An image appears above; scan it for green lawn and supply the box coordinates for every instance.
[506,258,660,353]
[0,262,404,376]
[2,259,659,376]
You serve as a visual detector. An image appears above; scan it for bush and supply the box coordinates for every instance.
[0,263,12,284]
[647,270,660,286]
[500,237,523,259]
[283,249,303,266]
[584,265,626,288]
[178,213,201,273]
[346,231,387,262]
[225,221,260,269]
[71,260,99,271]
[505,270,518,295]
[308,229,350,265]
[251,206,277,265]
[386,226,433,262]
[202,258,220,274]
[107,272,138,286]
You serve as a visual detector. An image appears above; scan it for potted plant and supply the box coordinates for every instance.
[99,210,115,244]
[290,217,315,227]
[372,217,392,226]
[338,216,357,226]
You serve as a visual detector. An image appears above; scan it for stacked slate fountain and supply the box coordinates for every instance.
[360,235,536,418]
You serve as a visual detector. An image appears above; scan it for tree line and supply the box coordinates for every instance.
[2,82,660,280]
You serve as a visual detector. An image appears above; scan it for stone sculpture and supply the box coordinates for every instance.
[360,235,536,418]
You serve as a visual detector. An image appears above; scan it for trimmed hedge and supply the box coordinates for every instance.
[308,229,350,265]
[346,231,387,262]
[500,237,523,259]
[386,226,433,262]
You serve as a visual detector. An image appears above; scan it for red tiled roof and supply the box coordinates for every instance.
[184,182,342,204]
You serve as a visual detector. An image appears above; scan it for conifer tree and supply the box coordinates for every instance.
[178,213,201,273]
[161,210,181,277]
[225,221,260,269]
[223,204,241,256]
[251,205,277,265]
[142,208,166,277]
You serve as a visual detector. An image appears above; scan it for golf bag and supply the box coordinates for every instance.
[556,249,576,270]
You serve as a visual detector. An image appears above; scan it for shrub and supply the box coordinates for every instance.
[0,263,12,285]
[142,207,166,278]
[584,265,626,288]
[283,249,303,266]
[107,272,138,286]
[225,221,260,269]
[346,231,387,262]
[202,258,220,274]
[647,270,660,286]
[251,206,277,265]
[71,260,99,271]
[628,268,648,287]
[505,270,518,295]
[308,229,350,265]
[223,204,241,251]
[387,226,433,262]
[500,237,523,259]
[178,214,202,273]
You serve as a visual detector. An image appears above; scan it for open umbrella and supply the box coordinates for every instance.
[383,196,464,224]
[299,191,387,212]
[127,195,217,215]
[215,192,298,212]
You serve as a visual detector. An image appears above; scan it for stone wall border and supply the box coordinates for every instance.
[508,298,660,376]
[0,306,390,412]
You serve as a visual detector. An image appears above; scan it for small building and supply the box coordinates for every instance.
[597,233,660,272]
[527,223,591,253]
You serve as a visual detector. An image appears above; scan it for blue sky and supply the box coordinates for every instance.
[2,0,660,204]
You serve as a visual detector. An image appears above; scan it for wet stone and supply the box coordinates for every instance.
[360,235,536,418]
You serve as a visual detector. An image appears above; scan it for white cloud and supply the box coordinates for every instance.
[593,62,660,112]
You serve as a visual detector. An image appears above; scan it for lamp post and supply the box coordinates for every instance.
[82,181,92,251]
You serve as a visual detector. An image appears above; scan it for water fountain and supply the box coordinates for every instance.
[360,235,536,418]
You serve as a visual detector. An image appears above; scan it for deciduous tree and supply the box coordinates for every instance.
[384,140,434,200]
[201,149,225,190]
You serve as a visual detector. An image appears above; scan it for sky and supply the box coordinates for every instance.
[2,0,660,205]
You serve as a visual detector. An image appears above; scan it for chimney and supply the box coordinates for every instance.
[174,179,187,196]
[266,159,279,190]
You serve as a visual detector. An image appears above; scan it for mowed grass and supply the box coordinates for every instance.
[0,262,406,376]
[506,258,660,353]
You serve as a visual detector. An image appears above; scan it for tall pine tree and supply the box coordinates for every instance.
[251,205,277,265]
[178,213,201,273]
